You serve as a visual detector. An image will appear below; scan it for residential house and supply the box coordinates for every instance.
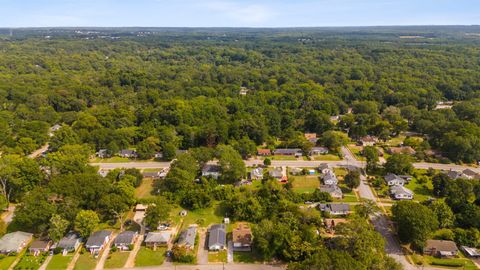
[423,240,458,257]
[176,149,188,156]
[446,170,464,180]
[390,185,414,200]
[29,240,52,256]
[273,148,303,157]
[462,246,480,258]
[269,167,288,183]
[119,149,138,158]
[322,170,338,185]
[57,233,81,254]
[114,231,138,251]
[232,223,252,252]
[462,169,480,180]
[358,135,378,146]
[202,164,222,179]
[318,203,350,216]
[0,231,33,254]
[50,124,62,132]
[249,167,263,180]
[177,226,197,250]
[388,146,416,155]
[208,224,226,251]
[309,147,329,156]
[96,149,110,159]
[142,171,162,179]
[304,133,318,144]
[319,185,343,199]
[145,232,172,249]
[384,173,406,186]
[318,163,330,174]
[154,152,163,159]
[290,167,303,176]
[85,230,113,255]
[257,149,271,156]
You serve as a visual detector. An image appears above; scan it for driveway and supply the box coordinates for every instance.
[227,241,233,263]
[197,228,209,265]
[95,232,118,270]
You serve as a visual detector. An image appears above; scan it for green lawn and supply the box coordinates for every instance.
[233,250,263,263]
[135,247,166,267]
[334,194,359,203]
[291,176,320,193]
[0,255,18,269]
[135,178,155,199]
[347,144,366,161]
[104,251,130,269]
[73,252,97,270]
[208,250,227,263]
[404,177,433,202]
[384,135,406,147]
[14,253,47,269]
[180,203,226,229]
[90,156,132,163]
[46,254,73,270]
[271,155,297,160]
[313,154,341,161]
[333,168,348,178]
[425,256,477,270]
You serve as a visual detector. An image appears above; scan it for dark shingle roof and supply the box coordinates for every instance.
[114,231,137,245]
[86,230,112,247]
[177,226,197,247]
[208,224,226,247]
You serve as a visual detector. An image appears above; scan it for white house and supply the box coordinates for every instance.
[390,185,413,200]
[384,173,406,186]
[322,170,338,185]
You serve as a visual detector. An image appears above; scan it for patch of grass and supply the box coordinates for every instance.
[333,168,348,178]
[180,202,226,229]
[135,247,166,267]
[90,156,132,163]
[0,255,18,269]
[404,178,433,202]
[313,154,341,161]
[334,194,359,203]
[425,256,477,270]
[291,175,320,193]
[208,250,227,263]
[384,136,406,147]
[73,252,97,270]
[233,250,263,263]
[14,253,46,269]
[347,144,366,161]
[46,254,73,270]
[135,178,155,199]
[271,155,297,160]
[104,251,130,269]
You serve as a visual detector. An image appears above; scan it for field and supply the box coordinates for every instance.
[73,252,97,270]
[135,178,155,199]
[46,254,73,270]
[208,250,227,263]
[291,175,320,193]
[104,251,130,269]
[135,247,166,267]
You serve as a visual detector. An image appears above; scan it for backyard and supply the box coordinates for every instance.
[208,250,227,263]
[291,175,320,193]
[135,247,166,267]
[135,178,155,199]
[179,202,226,230]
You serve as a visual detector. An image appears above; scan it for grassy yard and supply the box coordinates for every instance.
[384,135,406,147]
[46,254,73,270]
[73,252,97,270]
[14,253,47,269]
[271,155,297,160]
[291,175,320,194]
[180,203,226,229]
[208,250,227,263]
[347,144,366,161]
[135,247,166,267]
[0,255,18,269]
[104,251,130,269]
[334,194,359,203]
[333,167,348,178]
[135,178,155,199]
[404,178,433,202]
[233,251,263,263]
[425,256,477,270]
[90,156,132,163]
[313,154,341,161]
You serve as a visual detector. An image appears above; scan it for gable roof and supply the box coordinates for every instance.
[177,226,197,247]
[319,185,342,195]
[208,224,226,247]
[202,164,221,173]
[425,240,458,252]
[257,149,271,155]
[390,185,413,196]
[145,232,171,243]
[273,148,302,155]
[384,173,405,183]
[57,233,81,250]
[114,231,137,245]
[319,203,350,213]
[86,230,112,247]
[0,231,33,252]
[29,240,51,250]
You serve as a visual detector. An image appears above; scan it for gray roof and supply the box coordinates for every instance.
[269,168,283,178]
[318,163,329,171]
[323,171,337,182]
[208,224,226,247]
[251,167,263,177]
[319,203,350,213]
[446,170,463,179]
[390,185,413,196]
[0,231,33,252]
[114,231,137,245]
[57,233,81,250]
[273,148,302,155]
[311,147,329,153]
[425,240,458,252]
[384,173,403,182]
[319,185,342,195]
[177,226,197,247]
[86,230,112,247]
[120,149,136,155]
[145,232,171,243]
[203,164,221,173]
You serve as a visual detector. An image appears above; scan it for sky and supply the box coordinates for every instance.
[0,0,479,28]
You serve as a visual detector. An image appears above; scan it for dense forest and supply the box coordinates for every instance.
[1,27,480,269]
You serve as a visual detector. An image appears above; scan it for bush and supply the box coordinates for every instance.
[53,247,63,255]
[128,244,134,251]
[111,246,118,252]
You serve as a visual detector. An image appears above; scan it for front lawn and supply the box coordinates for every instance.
[135,247,166,267]
[46,254,73,270]
[208,250,227,263]
[14,253,47,269]
[313,154,341,161]
[233,250,263,263]
[73,252,97,270]
[0,255,18,269]
[90,156,132,163]
[291,176,320,194]
[271,155,297,160]
[425,256,477,270]
[104,251,130,269]
[404,174,434,202]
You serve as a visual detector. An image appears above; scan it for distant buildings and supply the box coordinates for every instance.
[119,149,138,158]
[273,148,303,157]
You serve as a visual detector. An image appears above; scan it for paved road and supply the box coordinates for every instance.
[197,228,208,265]
[125,222,146,268]
[91,162,172,170]
[111,264,285,270]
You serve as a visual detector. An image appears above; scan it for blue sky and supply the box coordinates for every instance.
[0,0,478,27]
